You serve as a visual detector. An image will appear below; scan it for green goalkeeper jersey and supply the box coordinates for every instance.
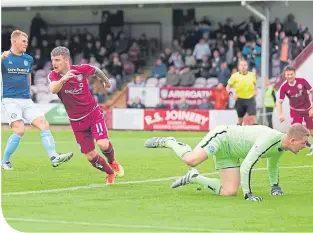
[203,125,285,194]
[227,125,284,194]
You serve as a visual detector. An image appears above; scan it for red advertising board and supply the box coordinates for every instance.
[144,109,209,131]
[159,87,212,107]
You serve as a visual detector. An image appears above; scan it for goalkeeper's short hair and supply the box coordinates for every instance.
[287,123,309,140]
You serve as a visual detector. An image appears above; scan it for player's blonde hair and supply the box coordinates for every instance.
[51,46,71,58]
[11,30,28,40]
[287,123,309,140]
[284,65,296,73]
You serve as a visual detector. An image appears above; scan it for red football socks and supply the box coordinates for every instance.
[90,154,114,175]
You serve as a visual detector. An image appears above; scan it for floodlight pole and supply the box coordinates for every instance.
[241,1,270,125]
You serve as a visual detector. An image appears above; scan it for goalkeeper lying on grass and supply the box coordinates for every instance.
[145,123,309,201]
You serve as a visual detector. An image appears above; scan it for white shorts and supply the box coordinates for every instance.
[2,98,44,125]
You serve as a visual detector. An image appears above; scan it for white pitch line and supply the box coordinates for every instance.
[2,165,312,196]
[14,137,204,145]
[5,217,219,232]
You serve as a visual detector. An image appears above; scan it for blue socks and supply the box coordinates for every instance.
[3,133,22,162]
[40,130,58,160]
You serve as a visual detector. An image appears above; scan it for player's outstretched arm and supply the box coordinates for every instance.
[276,101,285,122]
[267,155,284,195]
[93,67,111,88]
[240,144,264,201]
[240,136,280,201]
[49,71,74,94]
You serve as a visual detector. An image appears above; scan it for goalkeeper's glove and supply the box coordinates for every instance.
[270,184,284,196]
[244,193,263,201]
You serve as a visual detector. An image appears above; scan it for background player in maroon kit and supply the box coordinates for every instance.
[277,65,313,155]
[48,46,124,184]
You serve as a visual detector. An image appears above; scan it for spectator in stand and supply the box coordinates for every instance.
[210,83,229,110]
[95,40,101,51]
[303,32,312,48]
[150,59,167,79]
[245,22,258,42]
[160,48,172,68]
[32,48,45,71]
[169,50,184,70]
[176,97,190,109]
[40,39,51,61]
[190,59,200,77]
[184,49,194,67]
[292,37,302,59]
[69,35,83,63]
[105,34,115,54]
[218,46,226,61]
[199,98,214,110]
[242,41,261,71]
[231,67,238,74]
[128,75,145,87]
[211,50,223,69]
[89,56,101,68]
[130,97,145,109]
[231,51,243,70]
[179,67,196,87]
[28,38,38,55]
[217,62,231,87]
[209,62,220,78]
[156,98,167,109]
[165,66,180,87]
[198,55,211,79]
[297,24,308,39]
[270,18,282,41]
[138,33,149,57]
[99,13,111,43]
[123,56,135,77]
[30,13,47,43]
[237,35,247,51]
[128,41,141,72]
[115,32,129,55]
[193,38,211,63]
[96,47,108,64]
[283,13,298,36]
[172,39,183,53]
[83,42,94,60]
[278,37,292,72]
[225,40,235,66]
[107,56,123,90]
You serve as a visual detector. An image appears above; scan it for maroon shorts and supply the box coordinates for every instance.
[70,107,109,154]
[290,109,313,129]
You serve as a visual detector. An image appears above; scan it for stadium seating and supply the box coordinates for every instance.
[145,77,159,87]
[206,78,219,87]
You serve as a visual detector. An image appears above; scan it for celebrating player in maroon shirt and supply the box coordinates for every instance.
[48,46,124,184]
[277,65,313,155]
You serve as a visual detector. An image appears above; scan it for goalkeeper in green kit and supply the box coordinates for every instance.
[144,124,309,201]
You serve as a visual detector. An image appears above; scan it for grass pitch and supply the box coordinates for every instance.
[1,129,313,232]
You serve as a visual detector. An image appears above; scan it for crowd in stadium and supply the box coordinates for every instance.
[2,12,312,108]
[127,13,312,109]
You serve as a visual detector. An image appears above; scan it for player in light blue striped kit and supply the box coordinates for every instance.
[1,30,73,170]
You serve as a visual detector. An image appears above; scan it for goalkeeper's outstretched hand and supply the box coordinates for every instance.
[244,193,263,201]
[270,185,284,196]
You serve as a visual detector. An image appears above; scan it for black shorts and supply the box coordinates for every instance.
[235,97,256,118]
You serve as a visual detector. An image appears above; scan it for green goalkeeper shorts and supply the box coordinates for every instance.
[213,156,240,170]
[196,125,240,170]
